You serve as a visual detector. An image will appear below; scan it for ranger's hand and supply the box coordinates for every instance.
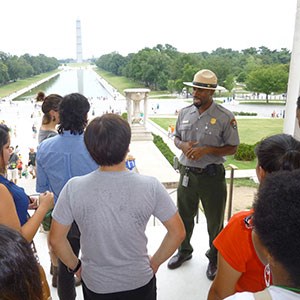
[186,146,208,160]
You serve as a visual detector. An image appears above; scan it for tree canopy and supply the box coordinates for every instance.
[246,64,289,101]
[0,52,59,85]
[95,44,291,96]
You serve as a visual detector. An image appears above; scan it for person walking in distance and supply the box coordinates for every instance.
[28,147,36,179]
[36,93,98,300]
[7,146,19,184]
[167,69,240,280]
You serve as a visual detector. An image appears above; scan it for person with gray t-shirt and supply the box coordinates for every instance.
[50,114,185,299]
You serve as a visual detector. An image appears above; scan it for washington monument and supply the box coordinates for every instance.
[76,19,83,63]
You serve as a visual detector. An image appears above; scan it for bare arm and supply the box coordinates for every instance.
[207,253,242,300]
[0,184,54,242]
[49,220,80,275]
[150,212,185,273]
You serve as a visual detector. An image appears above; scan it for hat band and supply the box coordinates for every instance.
[192,81,217,88]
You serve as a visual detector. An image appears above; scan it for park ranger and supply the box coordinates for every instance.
[167,69,240,280]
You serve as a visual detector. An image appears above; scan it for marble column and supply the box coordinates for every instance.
[284,0,300,139]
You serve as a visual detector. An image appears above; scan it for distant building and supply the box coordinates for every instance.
[76,19,83,63]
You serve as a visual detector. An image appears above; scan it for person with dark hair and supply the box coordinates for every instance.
[296,96,300,126]
[0,224,43,300]
[38,93,63,143]
[225,169,300,299]
[7,145,19,184]
[50,114,185,300]
[0,124,54,243]
[36,93,98,299]
[36,91,46,102]
[0,124,54,299]
[208,133,300,300]
[28,147,37,179]
[167,69,240,280]
[37,93,63,287]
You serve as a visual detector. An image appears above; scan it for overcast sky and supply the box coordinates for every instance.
[0,0,298,59]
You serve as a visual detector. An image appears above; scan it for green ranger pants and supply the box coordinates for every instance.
[177,163,227,264]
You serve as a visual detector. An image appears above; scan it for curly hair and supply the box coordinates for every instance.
[41,94,63,125]
[253,169,300,286]
[57,93,90,135]
[254,133,300,173]
[84,114,131,166]
[0,225,42,300]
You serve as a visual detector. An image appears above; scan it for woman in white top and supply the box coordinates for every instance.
[225,169,300,300]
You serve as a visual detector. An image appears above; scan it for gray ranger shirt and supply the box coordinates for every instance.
[175,101,240,168]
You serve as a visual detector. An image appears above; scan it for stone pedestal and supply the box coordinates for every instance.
[124,88,153,141]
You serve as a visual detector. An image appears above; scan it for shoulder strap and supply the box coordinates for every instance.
[254,289,272,300]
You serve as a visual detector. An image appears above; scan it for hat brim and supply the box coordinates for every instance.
[183,82,217,90]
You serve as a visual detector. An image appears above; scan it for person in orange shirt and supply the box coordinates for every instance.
[207,133,300,300]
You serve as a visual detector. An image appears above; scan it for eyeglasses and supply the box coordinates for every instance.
[244,214,254,229]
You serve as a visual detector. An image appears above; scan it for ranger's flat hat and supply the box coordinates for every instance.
[184,69,218,90]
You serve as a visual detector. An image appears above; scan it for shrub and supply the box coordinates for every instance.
[121,112,128,120]
[232,111,257,116]
[152,134,174,166]
[234,143,255,161]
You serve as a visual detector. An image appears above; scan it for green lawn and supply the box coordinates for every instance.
[94,69,145,95]
[150,118,283,144]
[150,117,284,169]
[237,118,283,144]
[94,68,170,97]
[0,70,60,98]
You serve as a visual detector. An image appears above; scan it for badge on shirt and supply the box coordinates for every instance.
[210,118,216,125]
[230,118,237,129]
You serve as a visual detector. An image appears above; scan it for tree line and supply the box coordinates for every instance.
[0,52,59,85]
[95,44,290,100]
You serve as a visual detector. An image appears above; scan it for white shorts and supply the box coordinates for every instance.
[7,168,18,180]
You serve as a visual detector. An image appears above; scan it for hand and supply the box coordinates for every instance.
[75,267,82,280]
[181,141,197,154]
[149,255,159,274]
[38,191,54,211]
[28,196,38,210]
[186,146,208,160]
[182,141,198,159]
